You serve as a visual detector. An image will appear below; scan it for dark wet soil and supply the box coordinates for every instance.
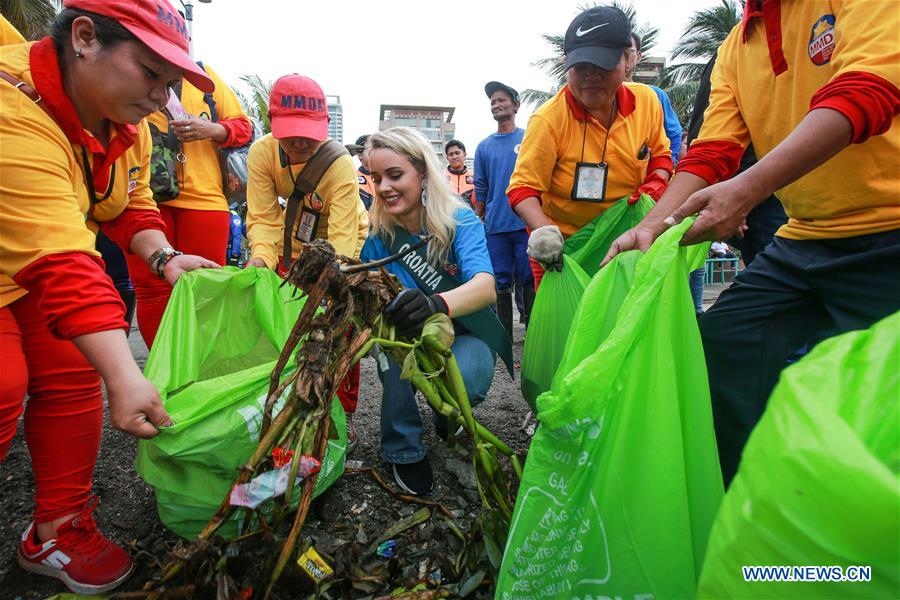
[0,314,534,600]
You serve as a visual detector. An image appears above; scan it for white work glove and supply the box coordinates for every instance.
[527,225,564,272]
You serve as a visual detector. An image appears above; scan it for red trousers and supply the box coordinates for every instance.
[338,362,359,414]
[530,256,545,290]
[0,297,103,522]
[127,205,230,348]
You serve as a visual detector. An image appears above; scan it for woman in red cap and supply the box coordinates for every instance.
[245,73,369,450]
[130,62,253,349]
[0,1,217,593]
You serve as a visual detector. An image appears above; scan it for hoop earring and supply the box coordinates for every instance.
[421,187,428,207]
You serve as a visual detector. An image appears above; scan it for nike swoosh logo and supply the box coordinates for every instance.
[576,23,608,36]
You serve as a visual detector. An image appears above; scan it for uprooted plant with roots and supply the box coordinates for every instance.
[136,239,522,599]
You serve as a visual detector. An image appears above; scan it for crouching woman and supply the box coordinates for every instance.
[360,127,513,496]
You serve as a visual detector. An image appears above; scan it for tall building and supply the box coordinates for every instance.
[327,95,343,143]
[378,105,456,161]
[633,56,666,85]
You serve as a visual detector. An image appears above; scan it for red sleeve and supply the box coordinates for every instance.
[218,116,253,148]
[13,253,127,339]
[647,155,673,176]
[99,209,166,254]
[809,72,900,144]
[675,140,745,185]
[507,186,542,209]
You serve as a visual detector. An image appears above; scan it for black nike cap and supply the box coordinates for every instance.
[564,6,632,72]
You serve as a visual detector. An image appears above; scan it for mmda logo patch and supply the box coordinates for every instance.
[808,15,836,66]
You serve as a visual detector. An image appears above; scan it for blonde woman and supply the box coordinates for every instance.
[361,127,512,495]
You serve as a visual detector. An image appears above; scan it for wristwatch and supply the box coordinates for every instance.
[147,246,183,279]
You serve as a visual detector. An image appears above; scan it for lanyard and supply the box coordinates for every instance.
[79,147,115,205]
[579,97,617,165]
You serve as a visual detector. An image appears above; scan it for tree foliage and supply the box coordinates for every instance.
[234,74,273,136]
[1,0,57,40]
[660,0,742,124]
[661,0,742,87]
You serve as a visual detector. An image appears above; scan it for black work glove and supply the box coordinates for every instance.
[384,289,449,337]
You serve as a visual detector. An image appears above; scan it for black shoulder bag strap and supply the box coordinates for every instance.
[195,61,219,123]
[281,139,349,270]
[385,228,514,377]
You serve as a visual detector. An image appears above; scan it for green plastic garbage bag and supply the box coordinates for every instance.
[520,256,590,411]
[697,311,900,599]
[520,196,653,410]
[135,267,346,539]
[496,221,721,599]
[563,194,654,277]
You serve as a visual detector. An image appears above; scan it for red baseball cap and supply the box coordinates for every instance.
[268,74,329,141]
[63,0,214,93]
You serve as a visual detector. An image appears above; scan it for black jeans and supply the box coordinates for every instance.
[700,229,900,485]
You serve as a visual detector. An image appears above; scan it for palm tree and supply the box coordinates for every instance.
[521,1,659,108]
[234,74,273,136]
[660,0,742,122]
[1,0,57,40]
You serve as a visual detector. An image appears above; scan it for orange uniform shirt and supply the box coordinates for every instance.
[446,166,476,206]
[683,0,900,240]
[246,135,369,268]
[0,41,159,311]
[147,63,251,212]
[508,83,672,237]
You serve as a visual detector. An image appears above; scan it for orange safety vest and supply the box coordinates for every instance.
[446,166,476,206]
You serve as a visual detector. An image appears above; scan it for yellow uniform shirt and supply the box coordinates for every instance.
[694,0,900,239]
[147,63,249,212]
[0,14,26,45]
[508,83,671,237]
[246,135,369,268]
[0,42,156,309]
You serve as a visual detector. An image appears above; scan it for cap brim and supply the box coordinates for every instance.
[484,80,517,100]
[271,116,328,141]
[564,46,624,72]
[124,24,215,93]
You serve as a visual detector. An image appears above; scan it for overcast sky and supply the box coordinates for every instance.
[189,0,723,149]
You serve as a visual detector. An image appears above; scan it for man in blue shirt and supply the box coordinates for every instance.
[627,33,682,163]
[474,81,535,337]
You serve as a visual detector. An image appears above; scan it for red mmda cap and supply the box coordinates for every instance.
[63,0,214,93]
[268,74,329,141]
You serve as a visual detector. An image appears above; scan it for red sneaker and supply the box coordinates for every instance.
[16,496,133,594]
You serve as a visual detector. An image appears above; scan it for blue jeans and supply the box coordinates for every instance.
[689,268,705,315]
[485,230,533,292]
[379,334,495,464]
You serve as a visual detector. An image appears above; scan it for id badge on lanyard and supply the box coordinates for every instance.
[571,161,608,202]
[571,102,616,203]
[294,207,320,242]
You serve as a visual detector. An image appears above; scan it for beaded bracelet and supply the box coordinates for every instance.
[147,247,183,279]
